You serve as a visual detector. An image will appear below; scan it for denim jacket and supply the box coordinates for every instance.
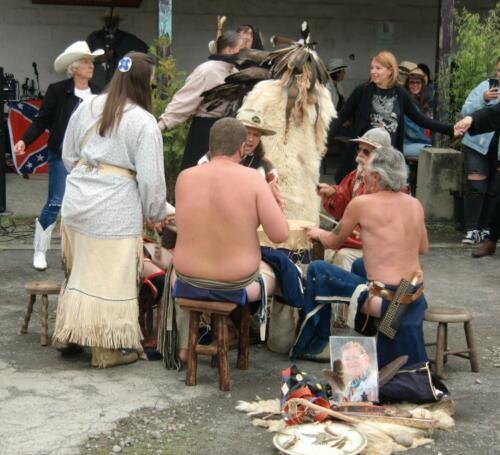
[461,80,498,155]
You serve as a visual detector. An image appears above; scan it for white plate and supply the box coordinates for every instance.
[273,422,367,455]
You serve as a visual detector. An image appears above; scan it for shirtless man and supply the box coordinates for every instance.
[317,127,391,271]
[293,146,428,368]
[173,117,289,361]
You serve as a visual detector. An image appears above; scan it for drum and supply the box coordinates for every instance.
[257,219,315,251]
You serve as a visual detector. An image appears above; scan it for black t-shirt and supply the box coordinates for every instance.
[370,86,400,142]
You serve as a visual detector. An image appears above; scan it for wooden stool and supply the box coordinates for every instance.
[177,298,251,392]
[21,281,61,346]
[424,305,479,378]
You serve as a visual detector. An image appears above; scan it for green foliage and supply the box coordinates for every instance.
[149,35,189,202]
[449,4,500,121]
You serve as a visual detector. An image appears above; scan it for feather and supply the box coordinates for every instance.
[270,35,294,47]
[300,21,310,42]
[233,48,270,69]
[322,359,346,394]
[201,67,271,115]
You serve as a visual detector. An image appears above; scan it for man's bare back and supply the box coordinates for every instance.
[352,191,428,285]
[174,158,288,281]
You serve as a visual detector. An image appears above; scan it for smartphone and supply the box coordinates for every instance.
[489,78,499,89]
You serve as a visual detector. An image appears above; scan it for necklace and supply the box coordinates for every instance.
[240,153,256,168]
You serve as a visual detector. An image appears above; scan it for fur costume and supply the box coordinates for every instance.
[241,79,336,224]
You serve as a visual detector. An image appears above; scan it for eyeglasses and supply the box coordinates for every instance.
[408,80,423,85]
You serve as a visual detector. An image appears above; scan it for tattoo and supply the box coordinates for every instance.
[333,221,343,235]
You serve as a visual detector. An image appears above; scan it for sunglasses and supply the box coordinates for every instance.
[408,80,423,85]
[357,146,372,155]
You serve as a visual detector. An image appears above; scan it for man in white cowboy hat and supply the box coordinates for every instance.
[13,41,103,271]
[317,127,392,273]
[326,57,348,110]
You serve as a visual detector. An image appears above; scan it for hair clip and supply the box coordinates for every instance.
[118,56,132,72]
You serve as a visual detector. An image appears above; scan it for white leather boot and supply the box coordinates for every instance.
[33,218,55,271]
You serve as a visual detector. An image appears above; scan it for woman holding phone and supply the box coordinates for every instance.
[459,57,500,245]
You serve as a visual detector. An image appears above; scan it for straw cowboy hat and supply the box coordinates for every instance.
[237,109,276,136]
[350,127,391,149]
[398,60,418,74]
[54,41,104,73]
[327,57,348,74]
[407,67,427,81]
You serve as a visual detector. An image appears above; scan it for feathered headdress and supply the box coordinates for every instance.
[265,21,330,126]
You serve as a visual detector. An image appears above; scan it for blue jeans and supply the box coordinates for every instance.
[39,149,68,229]
[292,259,428,368]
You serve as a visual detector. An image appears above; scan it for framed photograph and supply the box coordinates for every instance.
[329,336,379,403]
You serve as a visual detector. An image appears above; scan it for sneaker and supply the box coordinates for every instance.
[480,229,490,242]
[462,230,480,244]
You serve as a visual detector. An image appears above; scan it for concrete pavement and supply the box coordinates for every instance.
[1,247,499,454]
[1,171,499,454]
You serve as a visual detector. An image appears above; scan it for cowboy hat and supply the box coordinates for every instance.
[350,127,391,149]
[54,41,104,73]
[327,57,348,74]
[237,109,276,136]
[398,60,418,74]
[407,67,427,81]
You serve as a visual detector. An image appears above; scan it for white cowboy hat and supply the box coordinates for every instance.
[54,41,104,73]
[237,108,276,136]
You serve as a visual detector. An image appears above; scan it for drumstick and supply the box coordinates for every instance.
[320,212,339,226]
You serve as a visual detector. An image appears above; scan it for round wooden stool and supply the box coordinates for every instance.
[424,305,479,378]
[21,281,61,346]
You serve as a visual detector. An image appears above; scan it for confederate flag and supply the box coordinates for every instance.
[7,100,49,174]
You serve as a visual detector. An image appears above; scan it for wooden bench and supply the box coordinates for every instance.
[21,281,61,346]
[177,298,251,392]
[424,305,479,378]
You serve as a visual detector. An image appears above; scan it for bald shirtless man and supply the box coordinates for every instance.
[293,146,428,368]
[173,117,289,361]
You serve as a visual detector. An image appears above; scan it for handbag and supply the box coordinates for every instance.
[379,361,449,404]
[267,298,299,353]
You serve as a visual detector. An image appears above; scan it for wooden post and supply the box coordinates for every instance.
[464,320,480,372]
[217,315,230,391]
[237,304,251,370]
[20,294,36,335]
[41,294,49,346]
[435,322,447,378]
[186,311,200,386]
[434,0,455,146]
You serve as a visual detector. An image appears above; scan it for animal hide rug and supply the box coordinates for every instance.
[236,398,455,455]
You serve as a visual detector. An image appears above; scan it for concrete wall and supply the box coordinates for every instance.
[416,147,463,221]
[0,0,496,96]
[0,0,157,93]
[171,0,439,95]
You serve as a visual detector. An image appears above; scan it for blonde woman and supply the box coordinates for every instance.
[329,50,453,182]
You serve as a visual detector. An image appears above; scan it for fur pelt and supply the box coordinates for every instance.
[241,80,336,224]
[236,398,455,455]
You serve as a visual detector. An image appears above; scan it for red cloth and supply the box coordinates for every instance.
[322,169,364,249]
